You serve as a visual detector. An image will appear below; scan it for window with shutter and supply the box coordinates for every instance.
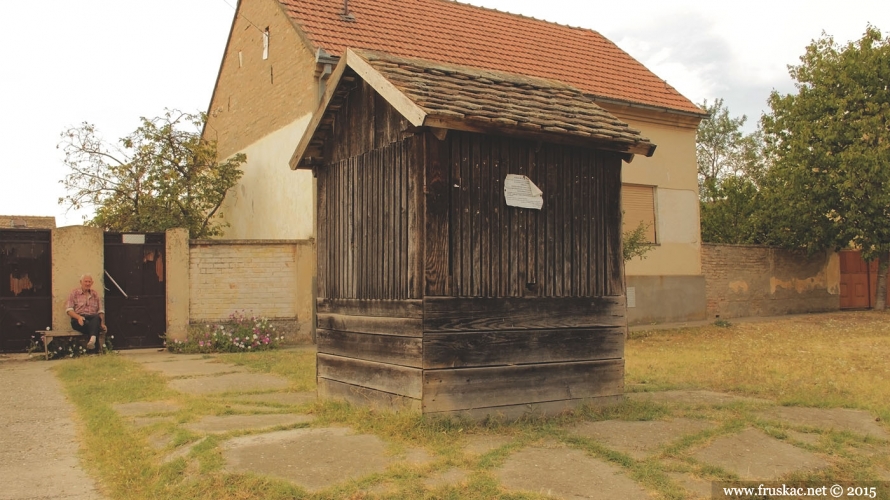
[621,184,657,243]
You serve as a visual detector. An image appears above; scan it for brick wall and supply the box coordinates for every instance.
[702,244,840,319]
[204,0,319,159]
[189,239,315,342]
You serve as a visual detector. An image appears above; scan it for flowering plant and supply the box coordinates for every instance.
[27,334,114,360]
[167,311,283,353]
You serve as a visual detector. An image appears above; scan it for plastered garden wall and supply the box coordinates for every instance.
[702,243,840,319]
[188,239,315,343]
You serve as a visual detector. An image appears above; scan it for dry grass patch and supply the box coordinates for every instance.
[627,312,890,417]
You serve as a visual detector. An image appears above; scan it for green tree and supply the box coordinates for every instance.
[696,99,769,243]
[59,110,245,239]
[700,176,762,244]
[761,26,890,309]
[696,98,766,202]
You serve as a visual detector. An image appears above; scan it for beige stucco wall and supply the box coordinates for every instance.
[165,228,190,342]
[217,117,315,239]
[51,226,103,331]
[605,106,703,278]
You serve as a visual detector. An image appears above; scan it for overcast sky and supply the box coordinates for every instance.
[1,0,886,226]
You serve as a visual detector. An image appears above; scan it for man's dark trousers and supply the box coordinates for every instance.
[71,315,102,352]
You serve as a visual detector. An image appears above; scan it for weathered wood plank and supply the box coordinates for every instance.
[450,133,462,296]
[318,330,422,367]
[606,154,624,296]
[317,165,328,299]
[317,378,421,413]
[317,299,423,318]
[423,296,626,332]
[479,135,491,298]
[410,136,425,299]
[424,395,623,420]
[317,314,422,337]
[423,327,624,369]
[318,353,422,399]
[422,359,624,412]
[471,135,482,297]
[459,133,471,296]
[424,132,450,296]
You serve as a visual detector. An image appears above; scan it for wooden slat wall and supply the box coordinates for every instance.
[421,131,627,415]
[315,82,424,410]
[424,131,625,299]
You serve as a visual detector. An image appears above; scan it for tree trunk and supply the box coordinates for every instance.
[876,251,889,312]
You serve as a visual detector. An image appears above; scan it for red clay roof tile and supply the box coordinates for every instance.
[277,0,704,115]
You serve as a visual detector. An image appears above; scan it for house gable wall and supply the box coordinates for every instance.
[205,0,319,158]
[205,0,320,239]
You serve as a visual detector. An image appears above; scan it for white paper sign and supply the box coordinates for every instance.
[504,174,543,210]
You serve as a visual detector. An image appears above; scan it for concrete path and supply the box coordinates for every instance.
[5,346,889,499]
[0,357,102,500]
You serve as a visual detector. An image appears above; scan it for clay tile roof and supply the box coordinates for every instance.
[355,50,655,155]
[277,0,705,116]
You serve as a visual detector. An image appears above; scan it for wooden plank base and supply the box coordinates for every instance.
[317,378,421,413]
[423,394,624,420]
[423,359,623,413]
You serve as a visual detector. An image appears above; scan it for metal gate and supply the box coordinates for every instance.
[104,233,166,349]
[0,230,52,352]
[839,250,890,309]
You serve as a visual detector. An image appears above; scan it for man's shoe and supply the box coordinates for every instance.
[86,336,96,350]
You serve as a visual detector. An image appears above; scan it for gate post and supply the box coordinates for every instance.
[51,226,103,331]
[165,228,190,343]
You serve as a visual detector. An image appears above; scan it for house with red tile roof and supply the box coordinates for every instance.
[205,0,708,327]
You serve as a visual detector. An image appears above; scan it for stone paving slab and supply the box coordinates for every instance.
[464,435,514,455]
[140,359,247,377]
[185,414,315,434]
[496,441,650,499]
[626,390,770,406]
[232,391,316,406]
[570,418,714,459]
[667,472,713,499]
[113,401,181,416]
[169,372,290,395]
[692,428,828,480]
[222,427,396,492]
[133,416,175,428]
[757,407,889,439]
[424,468,468,489]
[120,350,206,363]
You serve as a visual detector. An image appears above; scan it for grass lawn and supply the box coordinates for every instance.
[53,311,890,499]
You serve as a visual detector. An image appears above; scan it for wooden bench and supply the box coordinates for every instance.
[38,330,107,360]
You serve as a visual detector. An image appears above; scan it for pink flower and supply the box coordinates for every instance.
[199,341,205,347]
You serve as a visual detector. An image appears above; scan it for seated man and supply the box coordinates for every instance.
[65,274,107,353]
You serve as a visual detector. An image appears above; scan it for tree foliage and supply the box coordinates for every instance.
[696,98,766,202]
[59,110,245,239]
[761,26,890,308]
[696,99,769,244]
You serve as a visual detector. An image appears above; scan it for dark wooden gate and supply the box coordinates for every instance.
[840,250,890,309]
[0,230,52,352]
[104,233,166,349]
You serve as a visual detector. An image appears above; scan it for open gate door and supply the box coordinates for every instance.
[0,230,52,352]
[104,233,166,349]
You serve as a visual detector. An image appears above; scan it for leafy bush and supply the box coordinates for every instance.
[168,311,283,354]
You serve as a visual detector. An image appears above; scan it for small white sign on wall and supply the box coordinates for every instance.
[627,287,636,308]
[122,234,146,245]
[504,174,543,210]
